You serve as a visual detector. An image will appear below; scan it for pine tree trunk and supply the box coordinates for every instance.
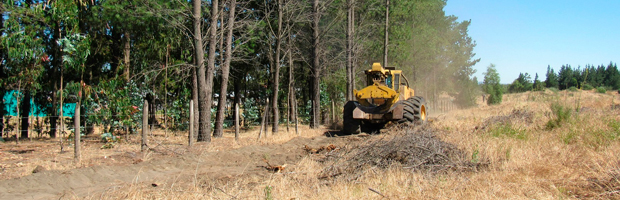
[192,63,199,140]
[198,0,219,142]
[346,0,353,101]
[383,0,389,68]
[196,0,218,142]
[287,39,293,132]
[310,0,321,129]
[272,0,283,134]
[214,0,237,138]
[123,31,130,81]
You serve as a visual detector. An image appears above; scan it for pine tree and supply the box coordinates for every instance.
[483,64,502,105]
[533,73,544,91]
[545,65,559,89]
[605,62,620,90]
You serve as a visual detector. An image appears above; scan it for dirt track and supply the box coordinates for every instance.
[0,134,355,200]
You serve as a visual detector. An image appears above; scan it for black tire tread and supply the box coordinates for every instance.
[400,96,427,124]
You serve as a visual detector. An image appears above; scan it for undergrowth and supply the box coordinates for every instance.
[488,123,528,140]
[546,102,572,130]
[561,118,620,150]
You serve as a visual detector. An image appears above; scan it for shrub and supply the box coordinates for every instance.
[581,84,594,90]
[546,102,572,130]
[568,86,578,91]
[483,64,503,105]
[548,87,559,93]
[597,87,607,93]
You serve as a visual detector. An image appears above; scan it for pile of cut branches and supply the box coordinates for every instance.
[320,124,484,180]
[477,108,534,131]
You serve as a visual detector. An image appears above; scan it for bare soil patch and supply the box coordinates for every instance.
[0,127,361,199]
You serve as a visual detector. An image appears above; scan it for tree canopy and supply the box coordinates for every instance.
[1,0,482,139]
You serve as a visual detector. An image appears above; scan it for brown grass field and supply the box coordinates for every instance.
[1,89,620,199]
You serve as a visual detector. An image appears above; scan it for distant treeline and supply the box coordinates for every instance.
[506,62,620,93]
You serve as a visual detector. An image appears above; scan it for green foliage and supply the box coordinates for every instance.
[581,84,594,90]
[532,73,545,91]
[84,80,146,134]
[100,132,119,149]
[243,98,261,126]
[568,86,578,91]
[488,123,528,140]
[563,119,620,148]
[561,130,577,145]
[483,64,503,105]
[264,185,273,200]
[546,103,572,130]
[548,87,559,93]
[455,76,480,107]
[596,87,607,93]
[59,34,90,71]
[508,73,532,93]
[545,65,559,89]
[0,0,485,132]
[471,146,479,163]
[0,1,46,91]
[582,127,619,150]
[607,119,620,140]
[539,62,619,92]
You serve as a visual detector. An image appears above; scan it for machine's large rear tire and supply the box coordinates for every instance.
[342,101,360,134]
[399,96,427,124]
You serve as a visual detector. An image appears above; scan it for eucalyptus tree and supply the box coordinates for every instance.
[0,0,46,138]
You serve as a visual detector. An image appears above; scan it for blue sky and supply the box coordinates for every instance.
[444,0,620,83]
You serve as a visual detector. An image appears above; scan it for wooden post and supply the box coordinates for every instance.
[265,104,270,137]
[286,91,290,133]
[142,100,148,151]
[257,99,269,141]
[189,100,194,146]
[234,99,239,141]
[294,96,299,135]
[331,100,335,124]
[15,83,20,145]
[74,102,80,161]
[60,63,65,152]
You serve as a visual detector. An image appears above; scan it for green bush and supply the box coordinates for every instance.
[581,84,594,90]
[568,86,578,91]
[548,87,559,93]
[546,102,572,130]
[597,87,607,93]
[483,64,503,105]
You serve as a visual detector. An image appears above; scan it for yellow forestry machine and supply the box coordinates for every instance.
[343,63,427,134]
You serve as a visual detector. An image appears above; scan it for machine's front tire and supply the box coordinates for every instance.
[399,96,428,124]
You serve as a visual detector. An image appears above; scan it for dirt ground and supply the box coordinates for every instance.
[0,126,362,199]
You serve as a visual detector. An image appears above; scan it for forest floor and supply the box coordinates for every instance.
[1,89,620,199]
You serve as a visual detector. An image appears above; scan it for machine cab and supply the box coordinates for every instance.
[365,63,405,91]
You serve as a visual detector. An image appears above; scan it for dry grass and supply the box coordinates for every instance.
[4,89,620,199]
